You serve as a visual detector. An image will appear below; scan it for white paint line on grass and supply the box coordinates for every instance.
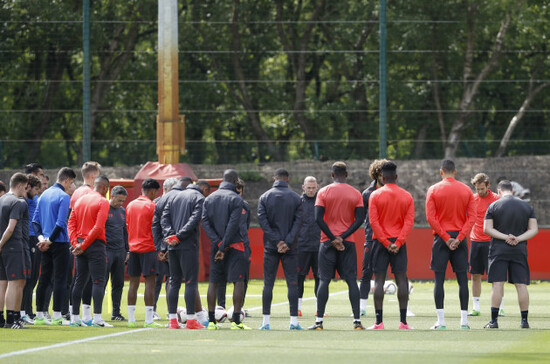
[246,289,349,311]
[0,328,150,359]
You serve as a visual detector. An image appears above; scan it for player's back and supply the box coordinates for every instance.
[488,195,534,238]
[428,178,473,228]
[126,196,155,252]
[315,182,363,242]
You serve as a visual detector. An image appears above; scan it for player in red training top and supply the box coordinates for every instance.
[67,161,101,323]
[126,178,163,328]
[68,176,110,327]
[468,173,501,317]
[426,159,475,330]
[368,161,414,330]
[308,162,365,331]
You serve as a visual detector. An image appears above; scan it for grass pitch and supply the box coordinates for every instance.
[1,279,550,363]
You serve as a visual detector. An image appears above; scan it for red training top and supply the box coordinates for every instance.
[315,182,363,243]
[126,195,156,253]
[425,177,475,242]
[369,183,415,248]
[68,190,110,251]
[70,185,93,210]
[470,190,499,242]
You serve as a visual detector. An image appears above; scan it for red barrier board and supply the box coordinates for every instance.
[248,227,550,280]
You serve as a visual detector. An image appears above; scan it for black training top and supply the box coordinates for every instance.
[361,180,377,244]
[298,193,320,252]
[105,206,128,252]
[485,195,535,254]
[0,193,29,253]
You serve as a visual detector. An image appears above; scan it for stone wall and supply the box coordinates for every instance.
[1,155,546,226]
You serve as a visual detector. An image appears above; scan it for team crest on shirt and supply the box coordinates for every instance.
[242,208,246,214]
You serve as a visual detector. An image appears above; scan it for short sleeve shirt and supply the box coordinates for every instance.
[0,193,28,252]
[315,182,363,243]
[485,195,535,253]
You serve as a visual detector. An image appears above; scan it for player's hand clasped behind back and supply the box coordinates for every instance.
[331,236,345,251]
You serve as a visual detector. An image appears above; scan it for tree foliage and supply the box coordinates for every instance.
[0,0,548,168]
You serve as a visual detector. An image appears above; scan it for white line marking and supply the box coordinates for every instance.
[246,289,349,311]
[0,328,150,359]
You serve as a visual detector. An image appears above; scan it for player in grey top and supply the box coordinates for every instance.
[0,173,30,328]
[483,180,538,329]
[104,186,129,321]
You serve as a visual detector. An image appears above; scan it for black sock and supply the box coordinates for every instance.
[375,309,383,324]
[521,310,528,321]
[6,310,15,325]
[232,312,241,325]
[400,309,407,325]
[15,311,21,321]
[491,307,499,323]
[0,311,4,325]
[208,311,215,323]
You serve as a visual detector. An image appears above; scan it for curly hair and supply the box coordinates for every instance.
[368,159,389,181]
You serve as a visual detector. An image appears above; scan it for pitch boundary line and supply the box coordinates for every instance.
[0,328,150,359]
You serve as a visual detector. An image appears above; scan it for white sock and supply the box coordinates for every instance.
[52,311,62,320]
[82,304,92,321]
[93,313,102,323]
[20,310,26,317]
[436,309,445,326]
[69,305,73,315]
[316,317,323,324]
[196,310,207,322]
[262,314,270,326]
[128,305,136,322]
[145,306,154,324]
[37,312,44,319]
[473,297,481,311]
[360,299,367,311]
[169,313,177,320]
[187,313,196,321]
[407,302,411,310]
[290,316,298,326]
[460,310,468,325]
[499,296,505,310]
[71,314,80,322]
[298,298,302,310]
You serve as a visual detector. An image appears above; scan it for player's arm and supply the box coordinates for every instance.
[67,206,78,247]
[200,201,222,248]
[368,194,391,247]
[340,206,365,240]
[152,204,165,250]
[425,188,450,241]
[0,219,17,251]
[81,199,110,251]
[515,218,538,242]
[123,222,129,252]
[283,199,303,249]
[396,196,415,247]
[159,202,175,249]
[314,206,336,241]
[483,219,509,240]
[177,197,204,239]
[257,196,279,242]
[50,194,70,242]
[220,199,243,251]
[457,192,475,241]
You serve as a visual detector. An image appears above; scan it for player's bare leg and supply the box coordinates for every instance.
[515,283,529,328]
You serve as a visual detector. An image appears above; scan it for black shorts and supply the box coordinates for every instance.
[469,241,490,275]
[318,240,357,281]
[209,247,248,283]
[0,249,27,281]
[430,232,468,273]
[128,251,159,277]
[371,239,407,274]
[298,251,319,278]
[169,248,198,284]
[488,243,530,285]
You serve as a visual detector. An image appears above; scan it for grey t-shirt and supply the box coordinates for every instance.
[105,206,128,252]
[0,193,28,252]
[485,195,535,256]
